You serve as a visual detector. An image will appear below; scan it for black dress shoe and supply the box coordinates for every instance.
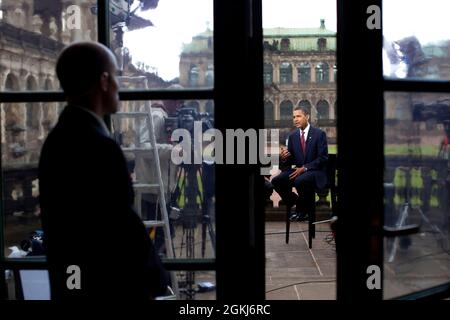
[289,212,299,221]
[296,212,309,221]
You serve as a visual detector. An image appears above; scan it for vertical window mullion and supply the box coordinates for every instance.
[97,0,110,47]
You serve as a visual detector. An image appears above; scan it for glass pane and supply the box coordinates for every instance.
[173,270,216,300]
[112,0,214,89]
[263,0,337,300]
[2,102,61,257]
[111,99,216,261]
[4,269,216,300]
[0,0,98,91]
[383,0,450,80]
[384,92,450,298]
[4,269,50,300]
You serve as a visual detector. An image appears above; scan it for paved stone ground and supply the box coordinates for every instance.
[265,221,337,300]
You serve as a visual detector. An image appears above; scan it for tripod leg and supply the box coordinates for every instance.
[208,221,216,254]
[388,203,409,263]
[202,221,207,257]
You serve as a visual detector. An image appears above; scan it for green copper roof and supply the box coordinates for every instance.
[263,27,336,37]
[263,26,336,51]
[182,24,337,53]
[181,28,213,53]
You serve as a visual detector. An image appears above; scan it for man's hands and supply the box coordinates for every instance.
[280,147,291,161]
[289,166,306,180]
[280,147,307,180]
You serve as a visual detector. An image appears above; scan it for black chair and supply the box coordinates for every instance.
[285,154,337,248]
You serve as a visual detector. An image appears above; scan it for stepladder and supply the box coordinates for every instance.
[111,101,179,298]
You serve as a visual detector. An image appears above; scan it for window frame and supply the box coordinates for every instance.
[337,0,450,300]
[0,0,223,299]
[2,0,448,302]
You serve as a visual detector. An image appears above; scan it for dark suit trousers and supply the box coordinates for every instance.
[272,169,315,213]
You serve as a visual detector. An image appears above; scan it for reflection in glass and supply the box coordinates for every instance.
[119,0,214,88]
[383,0,450,80]
[0,0,98,92]
[111,100,216,262]
[4,269,216,300]
[1,101,60,259]
[384,92,450,298]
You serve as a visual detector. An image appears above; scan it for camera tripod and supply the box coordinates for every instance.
[174,163,216,299]
[387,167,445,263]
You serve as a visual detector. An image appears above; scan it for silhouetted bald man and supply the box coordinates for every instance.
[39,42,168,300]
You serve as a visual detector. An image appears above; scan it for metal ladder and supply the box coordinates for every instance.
[112,103,179,298]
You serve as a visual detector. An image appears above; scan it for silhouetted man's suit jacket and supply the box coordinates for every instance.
[39,105,168,300]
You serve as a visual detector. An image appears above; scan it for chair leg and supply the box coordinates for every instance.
[308,212,313,249]
[286,205,291,244]
[311,206,316,239]
[308,196,316,249]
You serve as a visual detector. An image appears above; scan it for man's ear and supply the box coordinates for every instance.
[100,72,109,92]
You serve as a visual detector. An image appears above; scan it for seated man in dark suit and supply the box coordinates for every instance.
[39,42,168,299]
[272,106,328,221]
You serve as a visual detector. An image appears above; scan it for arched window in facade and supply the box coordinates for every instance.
[316,62,329,84]
[189,65,199,87]
[280,100,293,120]
[298,100,312,115]
[316,100,330,120]
[44,79,53,90]
[263,63,273,85]
[280,62,292,84]
[26,76,40,130]
[4,73,23,161]
[334,101,337,119]
[264,101,274,122]
[4,74,20,129]
[334,64,337,82]
[298,62,311,84]
[4,73,19,91]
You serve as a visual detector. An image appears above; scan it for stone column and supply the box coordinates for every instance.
[274,95,280,121]
[273,62,280,84]
[329,63,335,83]
[292,64,298,84]
[311,63,316,83]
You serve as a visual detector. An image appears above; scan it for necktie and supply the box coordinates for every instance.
[301,130,306,153]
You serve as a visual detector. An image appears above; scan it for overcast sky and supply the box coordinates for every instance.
[123,0,450,81]
[383,0,450,44]
[124,0,337,81]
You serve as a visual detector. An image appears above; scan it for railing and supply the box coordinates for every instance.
[2,164,39,218]
[0,22,64,55]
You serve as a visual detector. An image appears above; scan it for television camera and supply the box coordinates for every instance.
[166,105,215,299]
[165,106,214,137]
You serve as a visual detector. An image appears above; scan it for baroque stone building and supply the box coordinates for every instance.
[0,0,97,166]
[0,0,165,167]
[179,20,337,143]
[179,27,214,115]
[0,0,166,221]
[263,20,336,144]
